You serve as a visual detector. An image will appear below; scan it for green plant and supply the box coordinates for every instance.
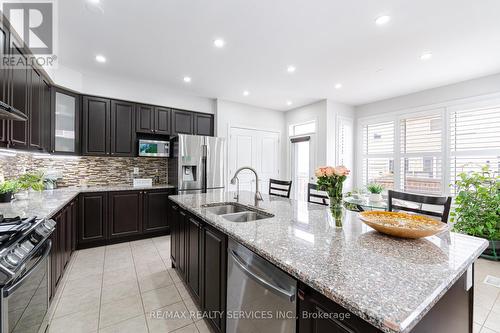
[0,180,20,194]
[367,183,384,194]
[17,172,45,192]
[451,165,500,241]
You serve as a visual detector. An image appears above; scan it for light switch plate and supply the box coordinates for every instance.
[133,167,139,175]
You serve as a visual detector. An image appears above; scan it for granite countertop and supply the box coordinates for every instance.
[169,190,488,333]
[0,183,176,219]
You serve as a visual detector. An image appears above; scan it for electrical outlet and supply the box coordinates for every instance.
[133,167,139,175]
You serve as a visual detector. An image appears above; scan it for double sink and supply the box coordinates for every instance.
[202,202,274,222]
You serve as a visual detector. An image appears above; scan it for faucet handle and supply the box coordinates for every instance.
[255,191,263,201]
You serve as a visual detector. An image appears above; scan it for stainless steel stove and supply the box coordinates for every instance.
[0,215,55,333]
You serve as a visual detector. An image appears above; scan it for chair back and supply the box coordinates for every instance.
[269,179,292,198]
[307,183,329,206]
[388,190,452,223]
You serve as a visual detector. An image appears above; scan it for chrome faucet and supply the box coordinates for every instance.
[230,166,263,202]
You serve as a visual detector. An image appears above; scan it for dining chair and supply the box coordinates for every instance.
[268,179,293,198]
[307,183,329,206]
[387,190,452,223]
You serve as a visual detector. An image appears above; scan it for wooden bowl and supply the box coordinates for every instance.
[358,211,448,239]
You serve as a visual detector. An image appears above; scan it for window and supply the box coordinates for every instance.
[400,114,442,195]
[289,121,316,136]
[450,105,500,193]
[361,121,395,189]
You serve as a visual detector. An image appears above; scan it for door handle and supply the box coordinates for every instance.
[229,249,295,302]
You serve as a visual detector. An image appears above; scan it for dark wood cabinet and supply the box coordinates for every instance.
[187,216,201,303]
[110,100,136,156]
[29,69,43,150]
[143,189,170,233]
[9,44,29,149]
[79,192,108,247]
[202,225,227,333]
[178,210,187,278]
[172,109,194,135]
[169,202,180,267]
[136,104,155,133]
[82,96,111,156]
[108,191,143,238]
[0,26,8,146]
[155,107,170,134]
[51,87,79,154]
[194,113,214,136]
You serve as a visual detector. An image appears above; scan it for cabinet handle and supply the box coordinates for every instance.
[298,289,305,301]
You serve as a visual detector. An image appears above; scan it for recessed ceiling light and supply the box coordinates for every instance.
[213,38,226,48]
[243,90,250,96]
[420,52,433,61]
[287,65,296,73]
[335,83,343,89]
[286,100,293,106]
[183,76,192,83]
[95,54,106,63]
[375,15,391,25]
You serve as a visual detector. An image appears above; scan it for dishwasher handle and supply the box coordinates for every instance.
[230,250,296,303]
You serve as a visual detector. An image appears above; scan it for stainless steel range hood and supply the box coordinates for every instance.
[0,100,27,121]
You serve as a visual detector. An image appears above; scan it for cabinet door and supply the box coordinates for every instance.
[143,190,170,233]
[187,216,201,303]
[64,205,73,266]
[42,80,51,152]
[79,193,108,247]
[110,100,136,156]
[178,210,187,278]
[52,88,79,154]
[56,211,65,281]
[108,191,142,239]
[29,69,43,150]
[49,218,59,300]
[202,225,227,333]
[194,113,214,136]
[169,202,179,266]
[71,199,78,252]
[10,44,29,149]
[171,109,194,135]
[0,27,9,145]
[155,107,170,134]
[136,104,154,133]
[82,96,110,156]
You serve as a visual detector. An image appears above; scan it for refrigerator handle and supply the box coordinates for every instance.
[202,144,207,193]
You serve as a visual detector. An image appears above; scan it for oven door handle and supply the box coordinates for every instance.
[3,240,52,297]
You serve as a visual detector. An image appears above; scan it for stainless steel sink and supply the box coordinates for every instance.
[202,202,274,222]
[220,211,272,222]
[203,203,249,215]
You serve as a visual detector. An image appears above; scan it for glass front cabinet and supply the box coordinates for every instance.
[51,88,80,154]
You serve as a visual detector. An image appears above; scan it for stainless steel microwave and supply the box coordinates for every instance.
[138,139,170,157]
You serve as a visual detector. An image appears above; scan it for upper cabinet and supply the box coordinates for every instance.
[194,113,214,136]
[110,100,136,156]
[0,26,9,145]
[52,88,80,154]
[10,43,29,149]
[136,104,170,135]
[171,109,194,134]
[82,96,110,156]
[28,69,44,150]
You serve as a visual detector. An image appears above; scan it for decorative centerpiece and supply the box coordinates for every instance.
[0,180,19,203]
[367,183,384,202]
[315,165,350,227]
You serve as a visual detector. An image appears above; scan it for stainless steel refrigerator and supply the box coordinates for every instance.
[168,134,226,194]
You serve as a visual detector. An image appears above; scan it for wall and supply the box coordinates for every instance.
[48,67,216,114]
[0,151,168,187]
[215,99,287,180]
[355,72,500,118]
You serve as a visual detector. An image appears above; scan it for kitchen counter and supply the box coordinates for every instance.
[168,190,488,333]
[0,184,176,219]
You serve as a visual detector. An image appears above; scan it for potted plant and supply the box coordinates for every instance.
[451,165,500,261]
[0,180,20,203]
[315,165,350,227]
[15,172,45,200]
[367,183,384,202]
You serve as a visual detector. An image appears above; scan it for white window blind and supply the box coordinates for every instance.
[450,105,500,192]
[400,114,443,195]
[362,121,395,189]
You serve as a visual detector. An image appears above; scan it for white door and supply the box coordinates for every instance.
[291,135,316,201]
[229,127,280,193]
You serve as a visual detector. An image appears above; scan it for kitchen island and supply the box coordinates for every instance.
[168,190,488,333]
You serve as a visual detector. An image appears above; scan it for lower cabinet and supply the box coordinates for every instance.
[49,198,78,300]
[169,200,227,333]
[78,188,174,249]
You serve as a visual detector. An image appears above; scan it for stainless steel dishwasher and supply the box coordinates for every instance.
[226,239,297,333]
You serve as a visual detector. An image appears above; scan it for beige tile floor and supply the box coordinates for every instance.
[46,236,500,333]
[46,236,214,333]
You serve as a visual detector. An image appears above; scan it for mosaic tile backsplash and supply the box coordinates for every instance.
[0,150,168,187]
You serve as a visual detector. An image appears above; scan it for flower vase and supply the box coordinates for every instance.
[329,200,344,228]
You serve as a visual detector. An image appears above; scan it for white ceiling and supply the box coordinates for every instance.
[57,0,500,111]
